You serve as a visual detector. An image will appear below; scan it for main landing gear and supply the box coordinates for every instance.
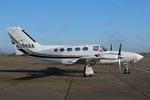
[84,63,94,76]
[83,59,98,77]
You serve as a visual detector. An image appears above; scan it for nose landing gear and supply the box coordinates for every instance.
[123,64,130,74]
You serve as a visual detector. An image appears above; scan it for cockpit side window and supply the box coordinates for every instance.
[101,46,108,51]
[93,46,99,51]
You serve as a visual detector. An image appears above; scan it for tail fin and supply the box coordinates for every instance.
[7,27,42,55]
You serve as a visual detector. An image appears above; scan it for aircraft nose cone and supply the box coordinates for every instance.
[138,54,143,60]
[135,54,143,62]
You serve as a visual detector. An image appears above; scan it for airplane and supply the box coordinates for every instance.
[7,27,143,76]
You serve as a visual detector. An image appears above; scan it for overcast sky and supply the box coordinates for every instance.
[0,0,150,53]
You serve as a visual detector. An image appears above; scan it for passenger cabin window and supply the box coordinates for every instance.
[67,48,72,52]
[93,46,99,51]
[54,49,58,52]
[82,47,88,51]
[75,47,80,51]
[60,48,65,52]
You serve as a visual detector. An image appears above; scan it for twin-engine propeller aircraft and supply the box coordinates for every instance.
[7,27,143,76]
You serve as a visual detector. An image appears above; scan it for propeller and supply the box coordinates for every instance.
[118,44,122,73]
[110,44,112,51]
[118,44,121,56]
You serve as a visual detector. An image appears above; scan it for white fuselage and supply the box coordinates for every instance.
[30,44,102,65]
[30,44,143,65]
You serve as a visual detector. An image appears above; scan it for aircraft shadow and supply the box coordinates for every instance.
[0,67,83,80]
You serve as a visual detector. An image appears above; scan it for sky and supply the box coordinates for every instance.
[0,0,150,53]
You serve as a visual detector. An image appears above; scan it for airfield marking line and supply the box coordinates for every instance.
[64,76,73,100]
[104,65,150,100]
[0,80,20,92]
[64,66,79,100]
[133,67,150,73]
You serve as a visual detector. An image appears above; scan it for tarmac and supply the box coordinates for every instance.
[0,56,150,100]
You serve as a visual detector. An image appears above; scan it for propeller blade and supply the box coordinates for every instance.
[110,44,112,51]
[118,43,121,56]
[118,44,122,73]
[118,59,121,73]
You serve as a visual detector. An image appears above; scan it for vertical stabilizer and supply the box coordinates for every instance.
[7,27,43,55]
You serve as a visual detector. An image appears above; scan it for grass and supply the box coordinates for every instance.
[142,54,150,58]
[0,53,9,58]
[0,55,8,58]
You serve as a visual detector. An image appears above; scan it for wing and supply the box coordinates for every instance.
[67,53,125,65]
[67,55,100,65]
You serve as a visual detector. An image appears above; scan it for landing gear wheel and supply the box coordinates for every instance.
[84,73,93,77]
[124,68,130,74]
[84,68,93,77]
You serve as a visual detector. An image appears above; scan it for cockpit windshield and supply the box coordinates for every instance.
[100,45,108,51]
